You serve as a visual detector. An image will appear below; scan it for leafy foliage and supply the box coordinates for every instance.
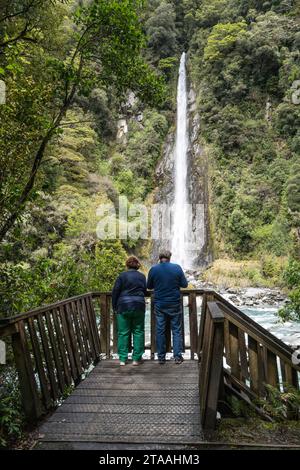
[1,0,300,447]
[0,2,169,446]
[0,368,23,448]
[204,22,247,62]
[258,384,300,421]
[278,258,300,321]
[189,0,300,265]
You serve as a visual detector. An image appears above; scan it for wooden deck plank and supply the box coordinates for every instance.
[76,383,198,390]
[47,412,200,424]
[37,434,203,445]
[77,377,197,384]
[49,403,200,414]
[39,422,202,436]
[35,441,200,450]
[60,396,200,405]
[71,389,199,397]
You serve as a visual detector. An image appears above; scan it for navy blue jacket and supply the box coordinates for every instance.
[112,269,147,314]
[147,262,188,307]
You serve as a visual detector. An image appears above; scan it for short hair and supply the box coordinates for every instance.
[159,250,172,261]
[126,256,141,270]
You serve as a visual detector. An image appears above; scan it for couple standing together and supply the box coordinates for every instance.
[112,250,188,366]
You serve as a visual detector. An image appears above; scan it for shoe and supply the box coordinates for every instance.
[120,361,126,366]
[158,358,166,365]
[132,360,142,366]
[175,356,183,364]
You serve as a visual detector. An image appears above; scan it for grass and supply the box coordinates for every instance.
[201,257,287,289]
[214,417,300,445]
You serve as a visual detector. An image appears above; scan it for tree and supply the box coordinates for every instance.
[204,22,247,62]
[145,1,178,64]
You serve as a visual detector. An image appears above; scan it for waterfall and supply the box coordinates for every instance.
[171,52,190,269]
[153,51,208,268]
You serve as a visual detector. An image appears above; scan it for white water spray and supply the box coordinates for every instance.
[171,52,191,269]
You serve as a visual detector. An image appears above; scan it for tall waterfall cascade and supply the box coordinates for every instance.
[171,53,193,269]
[152,52,209,269]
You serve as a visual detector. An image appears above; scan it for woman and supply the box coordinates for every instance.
[112,256,147,366]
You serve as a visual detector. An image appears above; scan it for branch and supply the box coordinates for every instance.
[0,23,36,49]
[59,119,95,127]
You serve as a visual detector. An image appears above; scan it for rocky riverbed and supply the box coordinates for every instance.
[185,270,287,308]
[185,270,300,348]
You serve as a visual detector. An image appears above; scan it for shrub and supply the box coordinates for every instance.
[278,288,300,322]
[275,103,300,137]
[283,259,300,288]
[227,208,253,254]
[204,22,247,62]
[252,222,291,256]
[261,255,285,280]
[0,368,24,448]
[257,384,300,421]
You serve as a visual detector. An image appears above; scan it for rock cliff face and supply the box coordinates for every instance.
[187,86,213,267]
[151,71,212,268]
[151,131,175,264]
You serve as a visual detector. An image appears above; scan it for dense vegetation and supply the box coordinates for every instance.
[0,0,169,317]
[0,0,299,447]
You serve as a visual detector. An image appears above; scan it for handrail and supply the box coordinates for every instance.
[0,292,97,328]
[0,289,212,329]
[213,292,297,359]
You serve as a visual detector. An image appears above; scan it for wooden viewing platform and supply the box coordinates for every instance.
[0,290,299,449]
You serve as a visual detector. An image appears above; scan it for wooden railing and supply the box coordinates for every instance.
[97,290,200,359]
[199,292,300,430]
[1,289,299,430]
[0,293,101,423]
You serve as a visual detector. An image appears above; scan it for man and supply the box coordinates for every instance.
[147,250,188,364]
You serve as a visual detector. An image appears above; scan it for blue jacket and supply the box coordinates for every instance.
[147,262,188,307]
[112,269,147,314]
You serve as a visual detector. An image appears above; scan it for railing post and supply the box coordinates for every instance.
[11,321,42,423]
[198,292,215,360]
[150,294,156,360]
[189,292,198,360]
[199,302,225,431]
[99,294,110,357]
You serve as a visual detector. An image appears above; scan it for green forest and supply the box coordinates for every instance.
[0,0,300,448]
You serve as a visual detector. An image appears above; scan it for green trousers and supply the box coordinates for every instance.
[117,310,145,362]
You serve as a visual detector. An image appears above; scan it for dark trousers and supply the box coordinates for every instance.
[155,304,183,360]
